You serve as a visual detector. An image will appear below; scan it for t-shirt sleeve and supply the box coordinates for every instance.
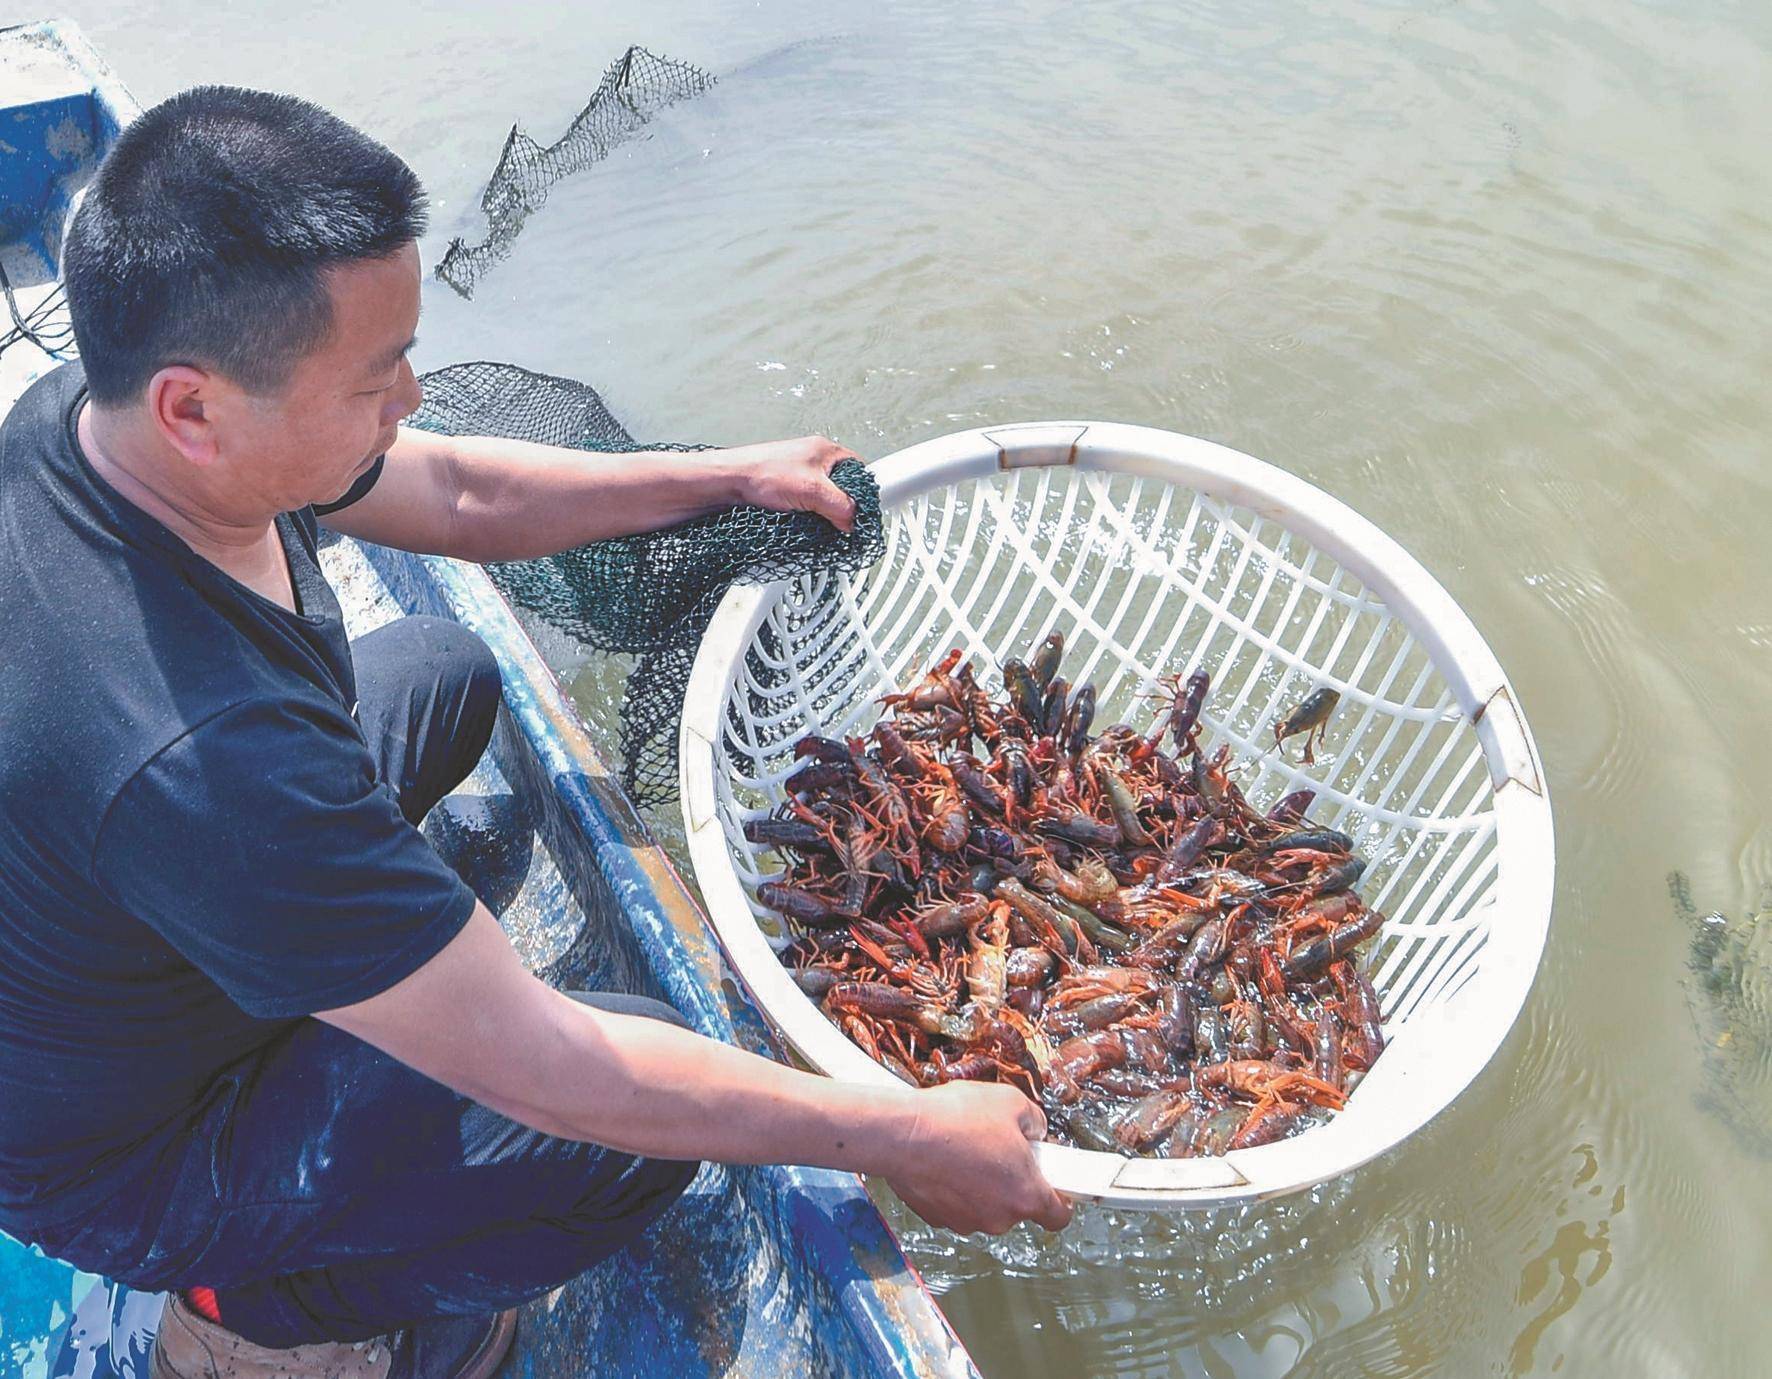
[91,697,477,1019]
[312,454,386,516]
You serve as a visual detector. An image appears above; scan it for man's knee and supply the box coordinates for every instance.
[413,617,501,788]
[353,616,503,822]
[564,990,691,1031]
[640,1152,702,1211]
[429,619,502,733]
[569,1146,701,1244]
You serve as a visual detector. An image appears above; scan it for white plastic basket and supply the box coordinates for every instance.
[679,422,1554,1208]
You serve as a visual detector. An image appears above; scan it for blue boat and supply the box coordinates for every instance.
[0,19,977,1378]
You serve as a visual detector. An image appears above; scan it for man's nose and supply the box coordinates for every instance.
[385,357,422,425]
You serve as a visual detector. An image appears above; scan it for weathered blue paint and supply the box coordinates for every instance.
[0,21,125,281]
[0,22,977,1378]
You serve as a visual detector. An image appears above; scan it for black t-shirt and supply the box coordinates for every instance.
[0,363,476,1232]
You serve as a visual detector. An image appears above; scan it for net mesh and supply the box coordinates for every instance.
[1671,870,1772,1158]
[410,360,884,806]
[435,46,715,299]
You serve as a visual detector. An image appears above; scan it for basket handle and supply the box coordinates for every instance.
[1031,1139,1253,1202]
[1472,683,1545,796]
[981,423,1091,470]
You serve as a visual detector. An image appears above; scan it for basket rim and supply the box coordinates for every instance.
[679,421,1555,1208]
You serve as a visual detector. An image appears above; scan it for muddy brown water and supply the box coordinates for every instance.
[41,0,1772,1372]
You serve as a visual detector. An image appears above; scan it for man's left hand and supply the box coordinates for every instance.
[726,435,862,533]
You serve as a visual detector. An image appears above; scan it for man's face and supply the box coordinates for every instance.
[215,240,423,512]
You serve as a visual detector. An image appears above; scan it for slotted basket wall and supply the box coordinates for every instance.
[680,422,1554,1208]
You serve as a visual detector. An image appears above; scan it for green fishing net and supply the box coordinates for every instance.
[410,360,884,807]
[435,46,715,298]
[1670,871,1772,1158]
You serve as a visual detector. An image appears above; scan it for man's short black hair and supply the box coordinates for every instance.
[64,86,428,407]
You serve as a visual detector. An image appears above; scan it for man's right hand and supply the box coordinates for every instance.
[319,907,1073,1237]
[879,1082,1073,1235]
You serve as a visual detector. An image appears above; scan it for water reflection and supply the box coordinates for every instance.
[1504,1145,1624,1376]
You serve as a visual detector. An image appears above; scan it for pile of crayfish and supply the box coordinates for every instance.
[748,635,1388,1158]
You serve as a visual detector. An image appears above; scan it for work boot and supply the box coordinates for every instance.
[150,1290,517,1379]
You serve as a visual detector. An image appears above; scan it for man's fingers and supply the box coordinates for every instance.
[815,478,857,533]
[1036,1190,1074,1232]
[811,440,859,532]
[1016,1118,1070,1231]
[812,437,861,473]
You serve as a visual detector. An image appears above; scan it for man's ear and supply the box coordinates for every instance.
[144,365,222,468]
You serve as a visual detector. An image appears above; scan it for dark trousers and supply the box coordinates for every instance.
[102,617,699,1347]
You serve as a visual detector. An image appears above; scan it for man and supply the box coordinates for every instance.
[0,88,1069,1379]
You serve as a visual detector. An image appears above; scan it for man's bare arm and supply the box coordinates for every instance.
[317,905,1070,1236]
[317,427,857,562]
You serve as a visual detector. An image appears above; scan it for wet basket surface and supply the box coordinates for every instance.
[679,422,1554,1208]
